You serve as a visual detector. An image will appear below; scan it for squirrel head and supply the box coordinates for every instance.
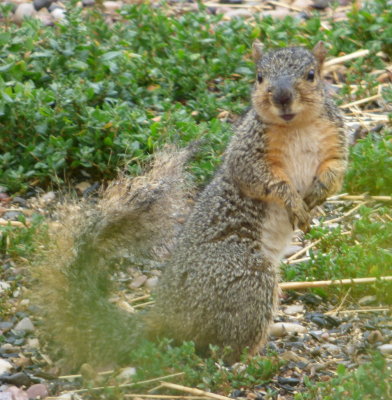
[251,41,327,127]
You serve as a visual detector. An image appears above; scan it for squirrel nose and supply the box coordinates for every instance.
[272,88,293,107]
[271,77,294,107]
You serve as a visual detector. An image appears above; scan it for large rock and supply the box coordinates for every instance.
[14,317,35,333]
[14,3,37,24]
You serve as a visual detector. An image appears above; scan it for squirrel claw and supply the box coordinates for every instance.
[288,197,310,233]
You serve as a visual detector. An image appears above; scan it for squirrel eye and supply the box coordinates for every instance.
[257,72,263,84]
[307,69,315,81]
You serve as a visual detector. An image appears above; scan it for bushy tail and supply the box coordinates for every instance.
[32,146,196,370]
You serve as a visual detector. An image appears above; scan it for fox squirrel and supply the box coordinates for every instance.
[34,41,348,368]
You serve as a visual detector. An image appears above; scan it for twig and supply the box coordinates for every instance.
[339,195,392,202]
[340,94,381,109]
[287,239,321,262]
[279,276,392,290]
[327,288,352,315]
[130,294,151,303]
[286,256,311,265]
[160,382,232,400]
[323,201,367,225]
[60,372,185,395]
[59,370,114,380]
[286,230,351,263]
[326,307,390,314]
[327,193,349,200]
[324,49,370,67]
[133,301,155,309]
[148,385,164,393]
[0,219,29,228]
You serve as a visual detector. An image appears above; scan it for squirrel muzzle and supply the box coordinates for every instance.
[270,76,295,121]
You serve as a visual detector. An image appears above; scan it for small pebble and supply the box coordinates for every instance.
[310,346,321,356]
[0,359,13,375]
[0,193,11,203]
[35,8,53,26]
[20,299,30,307]
[145,277,159,289]
[320,331,329,341]
[0,282,11,294]
[118,300,135,313]
[278,376,300,386]
[1,343,19,353]
[11,197,27,207]
[358,295,377,306]
[284,304,304,315]
[230,389,246,397]
[33,0,53,11]
[26,384,48,399]
[378,344,392,355]
[51,7,66,21]
[0,322,13,332]
[75,181,91,194]
[12,355,30,369]
[40,191,56,203]
[57,394,83,400]
[79,364,97,381]
[280,350,308,363]
[103,1,123,12]
[48,2,62,12]
[4,386,28,400]
[269,322,307,337]
[2,211,22,221]
[367,330,384,344]
[117,366,137,381]
[82,0,95,6]
[322,343,340,355]
[0,372,32,387]
[312,0,330,9]
[292,0,313,7]
[130,275,147,289]
[26,338,40,349]
[14,317,35,333]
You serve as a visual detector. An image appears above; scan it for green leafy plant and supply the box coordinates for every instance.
[282,205,392,300]
[0,2,391,192]
[344,132,392,195]
[295,352,391,400]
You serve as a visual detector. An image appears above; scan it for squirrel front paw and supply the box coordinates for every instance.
[287,196,310,233]
[304,178,328,210]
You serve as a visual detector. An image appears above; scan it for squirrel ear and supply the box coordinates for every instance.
[312,41,327,64]
[252,40,264,63]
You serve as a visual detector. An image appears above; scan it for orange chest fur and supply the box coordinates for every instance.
[264,120,340,195]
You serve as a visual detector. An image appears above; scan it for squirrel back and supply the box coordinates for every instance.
[33,42,348,369]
